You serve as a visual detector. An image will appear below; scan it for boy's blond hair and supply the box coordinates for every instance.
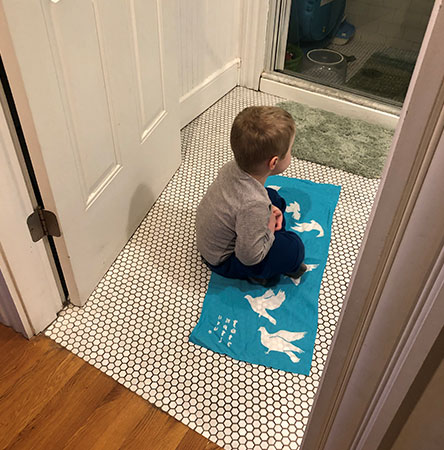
[230,106,295,173]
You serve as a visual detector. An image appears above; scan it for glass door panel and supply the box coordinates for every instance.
[274,0,435,107]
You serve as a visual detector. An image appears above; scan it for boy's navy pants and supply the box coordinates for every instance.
[206,188,305,281]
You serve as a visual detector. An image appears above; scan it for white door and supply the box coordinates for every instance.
[2,0,181,305]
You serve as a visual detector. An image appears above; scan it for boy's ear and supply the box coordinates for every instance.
[269,156,278,170]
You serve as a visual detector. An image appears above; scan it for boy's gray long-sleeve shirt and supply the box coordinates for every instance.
[196,160,275,266]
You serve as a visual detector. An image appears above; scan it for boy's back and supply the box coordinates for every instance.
[196,160,275,267]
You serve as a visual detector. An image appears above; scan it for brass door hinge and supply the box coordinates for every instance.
[27,207,61,242]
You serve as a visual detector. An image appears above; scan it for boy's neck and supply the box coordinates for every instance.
[250,172,269,185]
[237,160,271,185]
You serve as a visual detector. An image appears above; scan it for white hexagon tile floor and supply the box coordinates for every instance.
[45,87,380,450]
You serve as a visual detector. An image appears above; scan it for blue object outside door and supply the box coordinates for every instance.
[288,0,346,46]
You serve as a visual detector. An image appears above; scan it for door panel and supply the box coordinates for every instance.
[42,0,122,205]
[2,0,181,305]
[130,0,166,138]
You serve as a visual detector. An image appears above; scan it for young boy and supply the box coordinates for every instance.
[196,106,306,285]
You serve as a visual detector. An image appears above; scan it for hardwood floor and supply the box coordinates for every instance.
[0,324,222,450]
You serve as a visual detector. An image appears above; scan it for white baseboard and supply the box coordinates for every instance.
[180,59,240,129]
[260,77,400,130]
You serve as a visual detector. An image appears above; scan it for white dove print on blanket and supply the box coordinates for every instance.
[244,289,286,325]
[285,201,301,220]
[292,219,324,237]
[258,327,306,363]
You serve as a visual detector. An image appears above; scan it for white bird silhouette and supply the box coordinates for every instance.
[286,201,301,220]
[267,185,281,191]
[288,264,319,286]
[258,327,306,363]
[244,289,286,325]
[292,219,324,237]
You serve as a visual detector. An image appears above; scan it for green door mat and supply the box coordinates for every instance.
[277,101,394,179]
[346,48,417,103]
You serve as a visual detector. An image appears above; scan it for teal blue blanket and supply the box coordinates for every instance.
[190,175,341,375]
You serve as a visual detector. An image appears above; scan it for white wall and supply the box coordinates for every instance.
[177,0,241,127]
[345,0,435,52]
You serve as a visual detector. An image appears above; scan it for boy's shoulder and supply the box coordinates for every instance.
[217,160,252,184]
[214,160,269,202]
[218,159,239,176]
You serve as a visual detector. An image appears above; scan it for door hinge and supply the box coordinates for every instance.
[27,207,61,242]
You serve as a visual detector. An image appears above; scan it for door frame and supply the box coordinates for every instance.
[239,0,269,89]
[0,77,63,338]
[0,2,80,310]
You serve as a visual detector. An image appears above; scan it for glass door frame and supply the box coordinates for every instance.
[263,0,421,109]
